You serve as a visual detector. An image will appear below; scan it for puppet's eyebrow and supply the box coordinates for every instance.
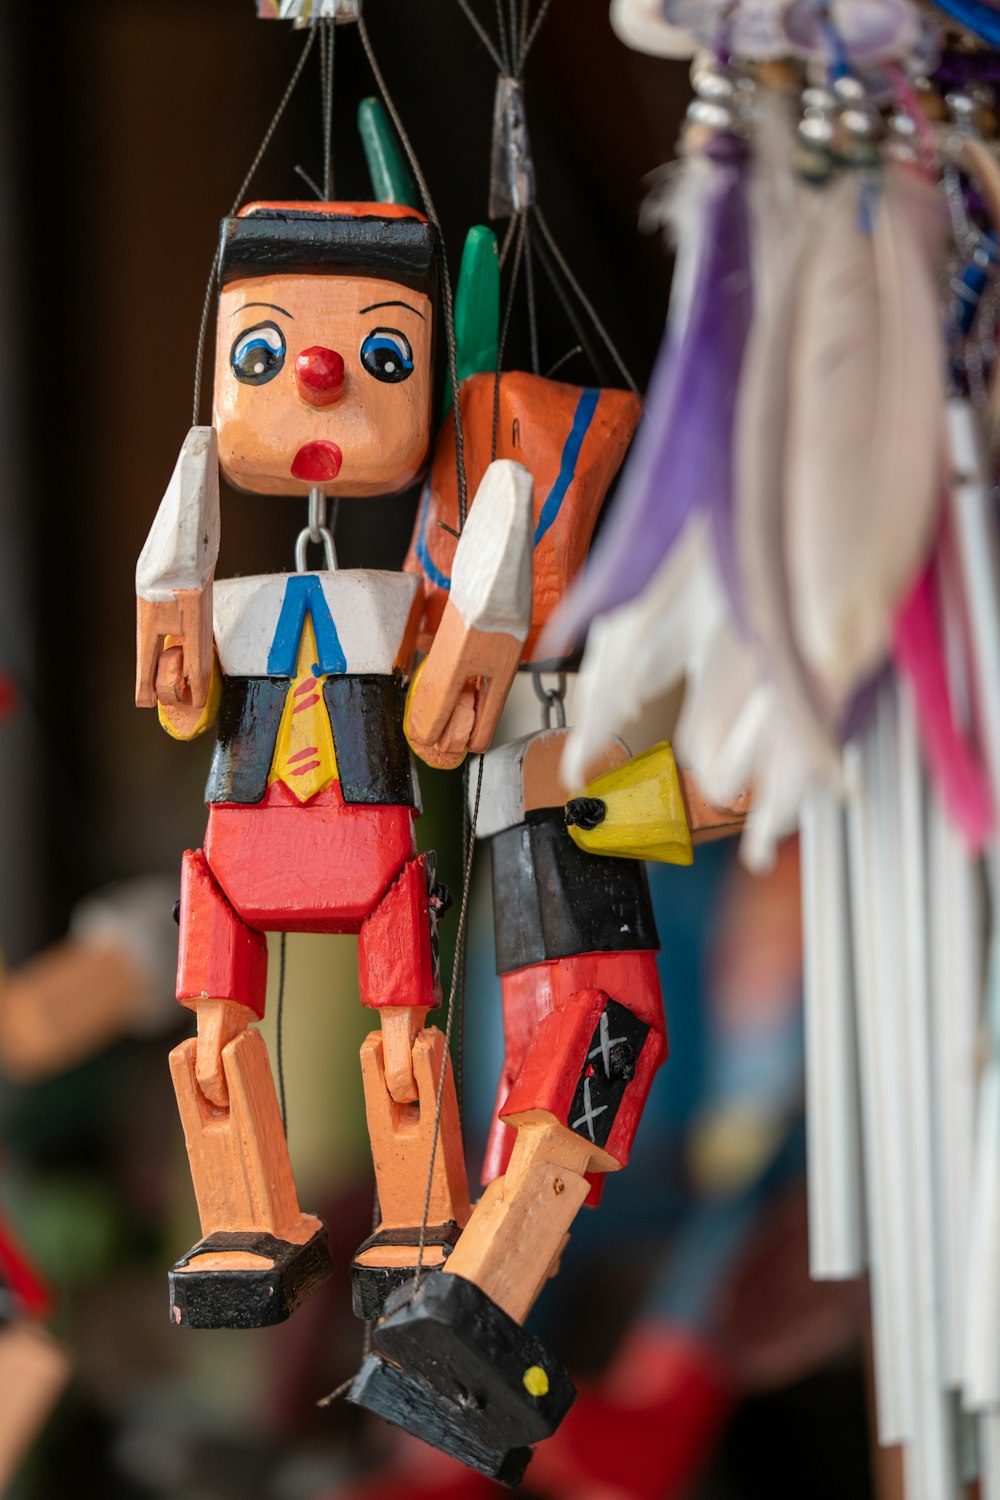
[359,299,426,320]
[230,302,294,318]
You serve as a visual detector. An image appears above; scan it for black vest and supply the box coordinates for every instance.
[204,673,417,808]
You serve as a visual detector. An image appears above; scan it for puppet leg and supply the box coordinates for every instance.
[352,854,471,1320]
[167,850,332,1328]
[352,953,666,1482]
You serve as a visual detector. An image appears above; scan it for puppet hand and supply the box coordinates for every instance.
[405,669,478,770]
[405,460,533,767]
[136,588,214,712]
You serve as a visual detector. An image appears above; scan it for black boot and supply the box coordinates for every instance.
[348,1272,576,1486]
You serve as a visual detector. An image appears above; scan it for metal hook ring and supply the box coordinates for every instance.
[531,668,567,730]
[295,525,338,572]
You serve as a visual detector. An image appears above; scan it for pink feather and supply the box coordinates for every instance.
[891,551,994,851]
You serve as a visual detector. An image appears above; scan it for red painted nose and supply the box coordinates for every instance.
[295,346,345,407]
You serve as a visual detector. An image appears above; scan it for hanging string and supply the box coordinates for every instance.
[192,25,318,425]
[356,17,470,524]
[355,8,484,1301]
[276,932,289,1135]
[520,0,555,73]
[497,211,519,270]
[544,343,583,379]
[532,204,640,395]
[495,0,512,71]
[455,0,506,70]
[452,0,639,395]
[531,222,605,377]
[321,17,335,197]
[524,215,541,375]
[492,213,527,458]
[413,754,485,1291]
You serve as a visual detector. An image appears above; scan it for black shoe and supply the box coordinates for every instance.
[347,1272,576,1486]
[168,1224,333,1329]
[350,1222,461,1321]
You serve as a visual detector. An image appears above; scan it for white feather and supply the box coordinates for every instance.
[786,167,946,708]
[561,518,721,788]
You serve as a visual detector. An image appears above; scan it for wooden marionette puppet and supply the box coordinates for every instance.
[132,10,730,1481]
[354,8,752,1479]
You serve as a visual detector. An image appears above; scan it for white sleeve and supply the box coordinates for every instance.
[136,426,220,602]
[448,458,533,638]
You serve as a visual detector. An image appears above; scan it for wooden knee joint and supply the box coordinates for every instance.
[361,1025,470,1231]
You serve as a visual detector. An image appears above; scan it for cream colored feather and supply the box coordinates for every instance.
[561,517,722,789]
[674,620,768,805]
[741,719,813,871]
[735,116,843,782]
[786,166,946,710]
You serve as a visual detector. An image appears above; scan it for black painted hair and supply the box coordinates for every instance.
[218,206,436,294]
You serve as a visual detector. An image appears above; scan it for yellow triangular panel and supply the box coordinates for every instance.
[566,740,693,865]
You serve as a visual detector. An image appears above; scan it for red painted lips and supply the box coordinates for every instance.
[291,441,343,482]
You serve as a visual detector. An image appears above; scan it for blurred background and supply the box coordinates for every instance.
[0,2,877,1496]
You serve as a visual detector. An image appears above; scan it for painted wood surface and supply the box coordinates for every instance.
[484,950,666,1192]
[406,372,641,661]
[176,849,269,1019]
[203,783,416,933]
[358,856,440,1013]
[136,590,214,714]
[360,1026,470,1232]
[490,809,659,972]
[212,569,420,678]
[565,741,693,864]
[136,426,220,601]
[406,461,533,768]
[170,1025,315,1242]
[474,729,629,840]
[135,426,220,713]
[0,1325,69,1492]
[215,261,434,498]
[442,1122,592,1325]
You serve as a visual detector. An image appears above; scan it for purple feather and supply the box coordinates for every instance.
[546,151,753,653]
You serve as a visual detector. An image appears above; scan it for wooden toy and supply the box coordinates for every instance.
[0,878,179,1083]
[134,23,648,1482]
[0,1214,69,1491]
[137,187,485,1330]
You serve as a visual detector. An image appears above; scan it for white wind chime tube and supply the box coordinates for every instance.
[927,785,981,1392]
[963,931,1000,1411]
[947,398,999,1426]
[896,679,961,1500]
[844,694,915,1446]
[800,782,866,1279]
[979,1414,1000,1500]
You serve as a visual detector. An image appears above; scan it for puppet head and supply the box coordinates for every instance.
[213,199,436,498]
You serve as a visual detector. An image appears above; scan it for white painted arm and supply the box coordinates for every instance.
[449,459,533,638]
[135,426,219,712]
[406,460,533,768]
[136,426,220,602]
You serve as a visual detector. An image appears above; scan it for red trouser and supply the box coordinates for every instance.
[484,950,667,1206]
[175,780,440,1017]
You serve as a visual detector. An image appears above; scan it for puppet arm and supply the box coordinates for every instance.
[135,426,220,725]
[405,458,533,769]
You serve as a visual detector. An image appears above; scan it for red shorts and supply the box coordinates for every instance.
[204,779,417,932]
[483,950,667,1203]
[175,781,438,1019]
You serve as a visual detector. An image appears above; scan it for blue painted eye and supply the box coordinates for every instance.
[231,321,285,385]
[360,327,414,384]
